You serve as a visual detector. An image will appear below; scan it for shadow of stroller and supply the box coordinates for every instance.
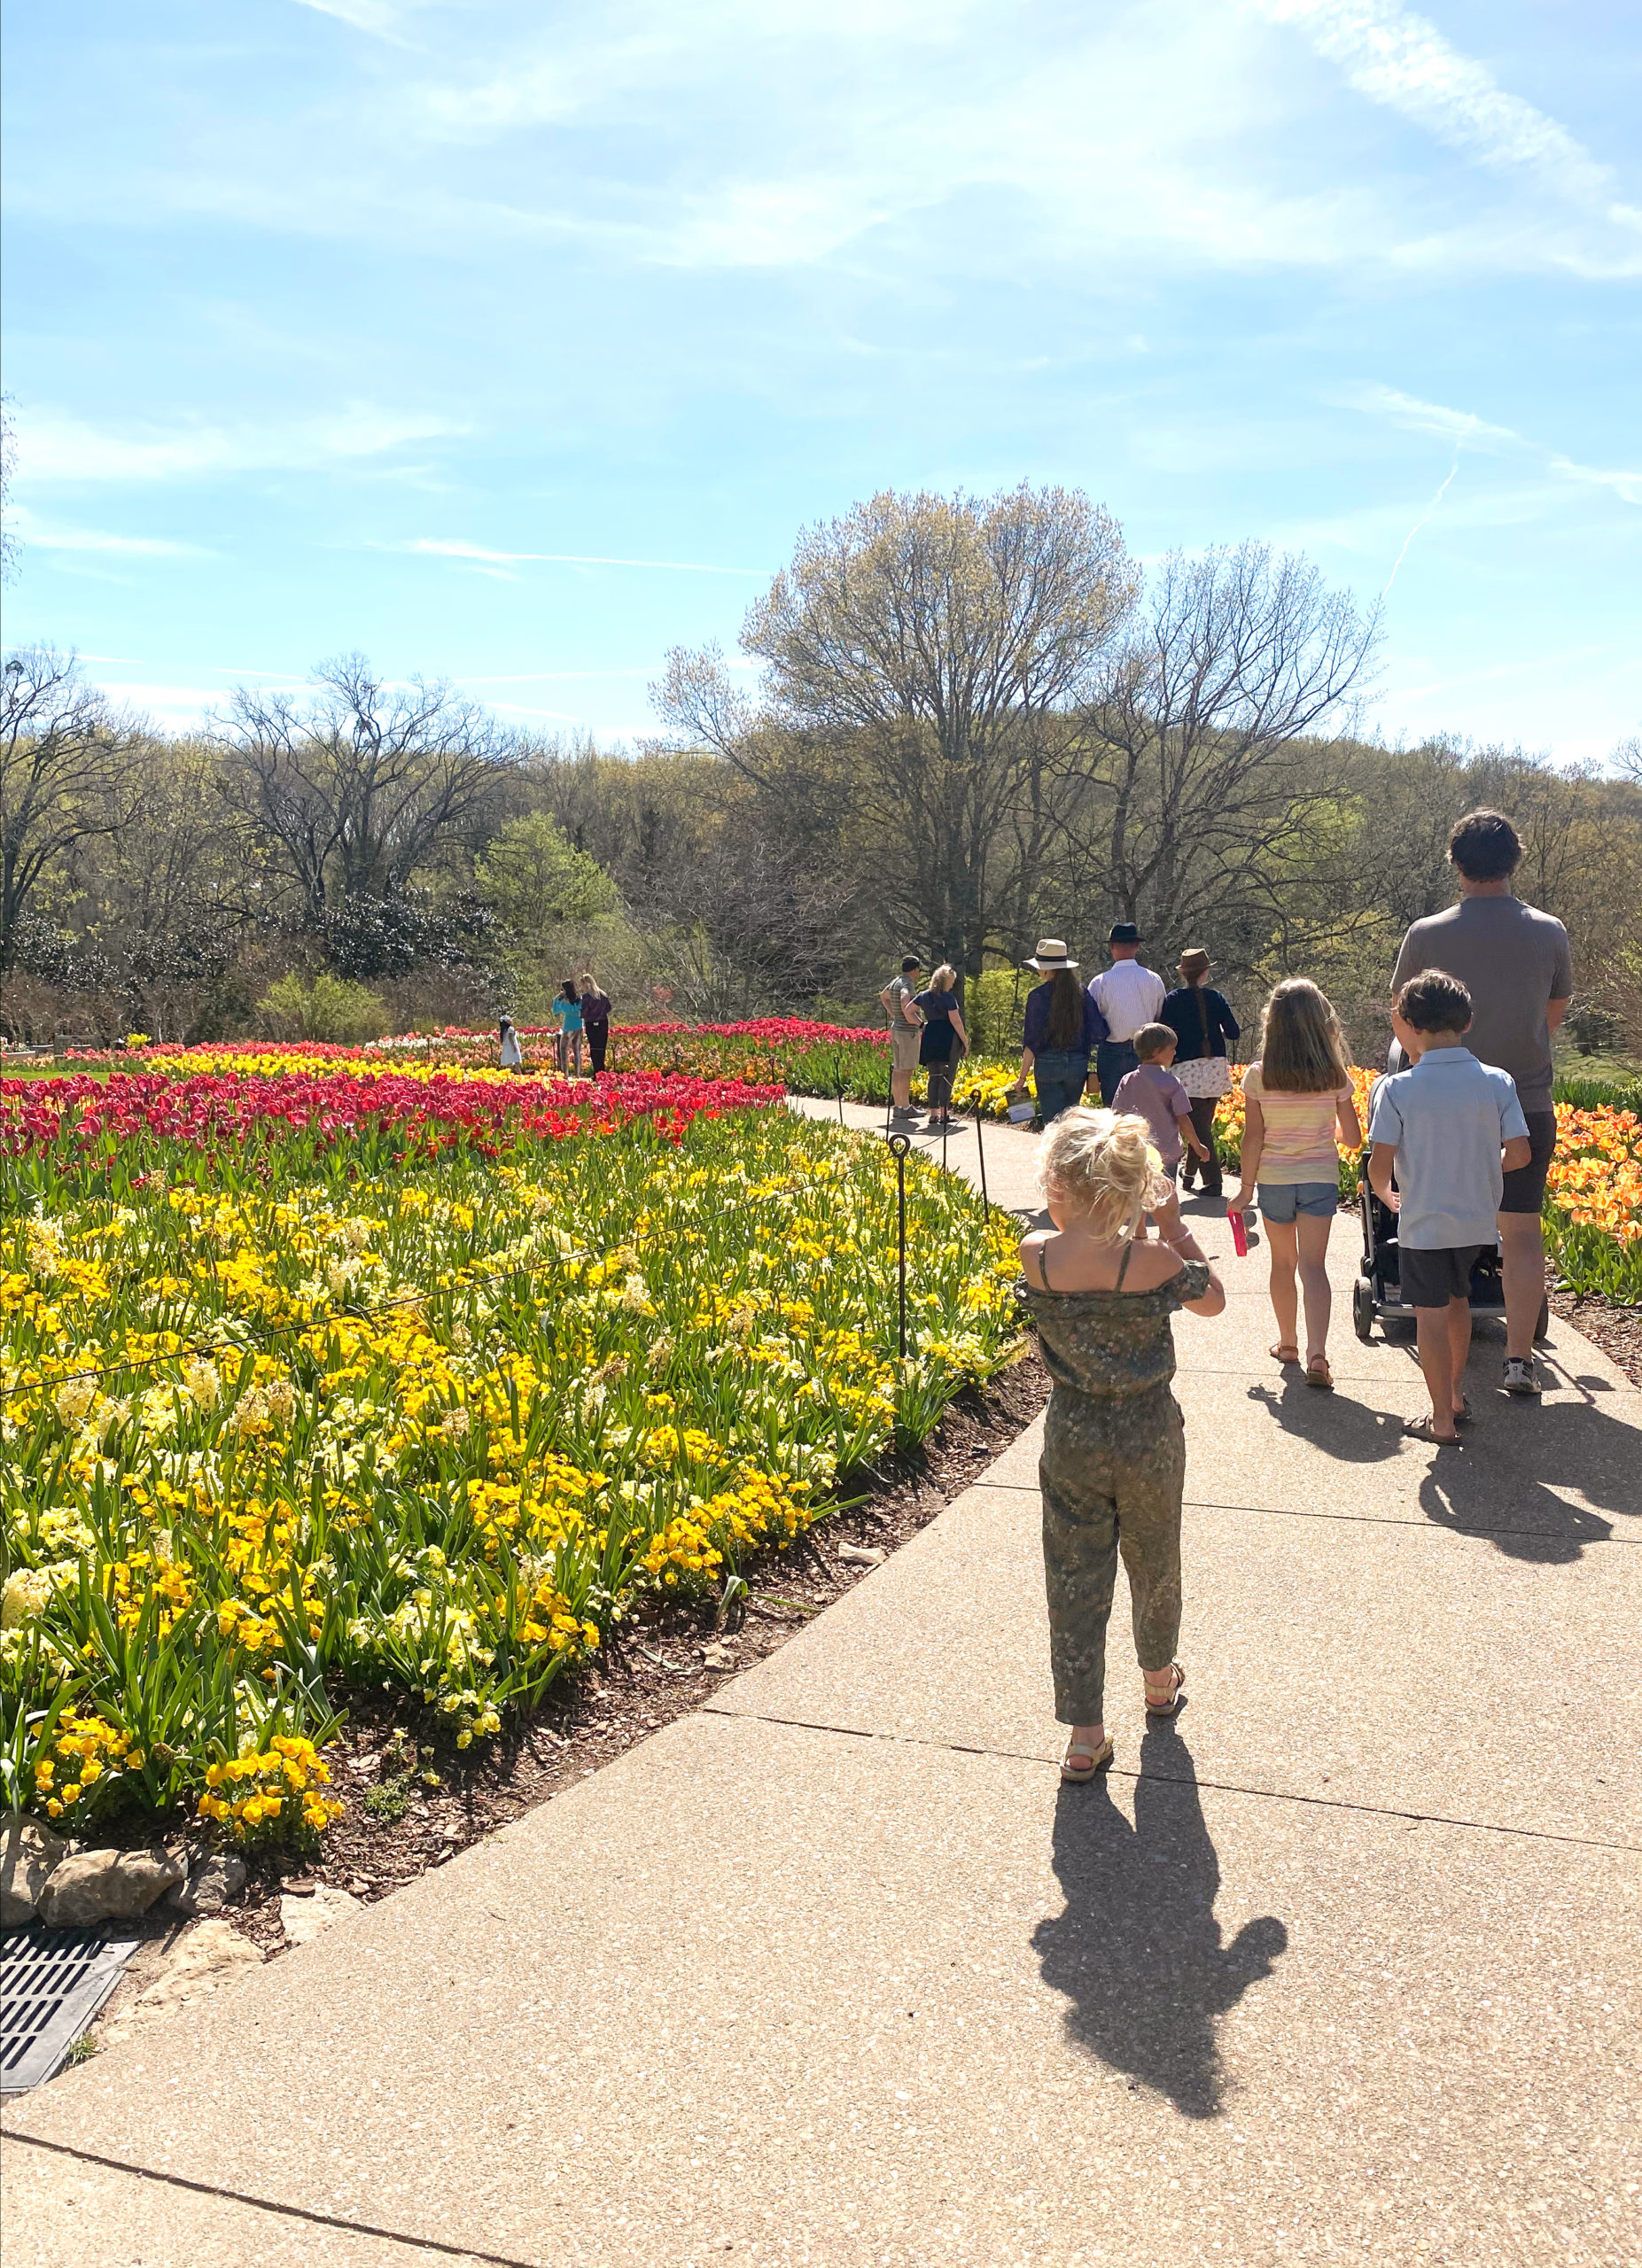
[1031,1726,1286,2119]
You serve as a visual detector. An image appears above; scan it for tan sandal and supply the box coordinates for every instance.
[1270,1343,1300,1365]
[1305,1357,1334,1390]
[1144,1662,1187,1717]
[1060,1736,1115,1783]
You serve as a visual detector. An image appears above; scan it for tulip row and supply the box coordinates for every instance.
[2,1097,1023,1849]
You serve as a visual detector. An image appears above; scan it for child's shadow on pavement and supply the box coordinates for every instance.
[1032,1727,1287,2120]
[1246,1380,1406,1464]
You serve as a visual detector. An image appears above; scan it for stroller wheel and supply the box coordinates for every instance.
[1352,1278,1375,1345]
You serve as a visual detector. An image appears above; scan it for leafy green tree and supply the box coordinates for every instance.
[473,812,617,941]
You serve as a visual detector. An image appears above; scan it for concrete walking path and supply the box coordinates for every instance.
[4,1108,1639,2265]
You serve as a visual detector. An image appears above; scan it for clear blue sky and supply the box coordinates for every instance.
[4,0,1638,760]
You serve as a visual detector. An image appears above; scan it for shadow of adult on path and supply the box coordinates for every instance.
[1415,1386,1641,1563]
[1032,1726,1287,2119]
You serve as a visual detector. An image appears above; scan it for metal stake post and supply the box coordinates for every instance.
[973,1101,991,1220]
[887,1130,910,1358]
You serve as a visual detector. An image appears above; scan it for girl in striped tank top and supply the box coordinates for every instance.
[1227,980,1361,1390]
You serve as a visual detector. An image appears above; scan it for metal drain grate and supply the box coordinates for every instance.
[1,1921,142,2094]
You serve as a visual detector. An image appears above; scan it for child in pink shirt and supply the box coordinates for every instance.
[1112,1026,1213,1177]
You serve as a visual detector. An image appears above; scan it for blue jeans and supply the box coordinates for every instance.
[1096,1038,1139,1106]
[1033,1051,1091,1125]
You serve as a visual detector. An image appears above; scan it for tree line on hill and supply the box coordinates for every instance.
[4,485,1638,1061]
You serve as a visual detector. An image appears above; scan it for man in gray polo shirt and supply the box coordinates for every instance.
[1390,808,1572,1396]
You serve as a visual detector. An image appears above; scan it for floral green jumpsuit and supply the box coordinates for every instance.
[1019,1245,1210,1725]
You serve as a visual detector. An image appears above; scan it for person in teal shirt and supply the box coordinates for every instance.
[555,980,584,1075]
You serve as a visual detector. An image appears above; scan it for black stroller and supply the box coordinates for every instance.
[1350,1156,1546,1344]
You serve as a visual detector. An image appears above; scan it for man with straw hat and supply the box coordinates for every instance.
[1013,939,1108,1127]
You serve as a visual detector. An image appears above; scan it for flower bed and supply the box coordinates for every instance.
[4,1065,779,1167]
[1544,1104,1642,1301]
[1,1099,1021,1850]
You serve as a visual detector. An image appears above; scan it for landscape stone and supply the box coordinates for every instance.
[165,1852,247,1917]
[0,1815,66,1925]
[279,1884,362,1947]
[35,1845,184,1927]
[100,1921,264,2046]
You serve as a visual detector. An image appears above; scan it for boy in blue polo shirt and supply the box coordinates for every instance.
[1368,969,1532,1447]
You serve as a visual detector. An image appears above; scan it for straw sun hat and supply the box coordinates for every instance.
[1023,937,1079,971]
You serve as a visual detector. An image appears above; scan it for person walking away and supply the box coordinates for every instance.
[1112,1025,1214,1192]
[1088,923,1166,1104]
[498,1016,524,1073]
[1390,809,1572,1397]
[555,981,584,1075]
[578,975,611,1075]
[1369,971,1533,1445]
[880,956,925,1122]
[914,964,969,1132]
[1226,979,1362,1390]
[1018,1108,1226,1783]
[1162,950,1240,1196]
[1014,941,1106,1127]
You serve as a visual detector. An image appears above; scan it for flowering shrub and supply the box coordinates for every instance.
[2,1102,1022,1842]
[198,1736,343,1841]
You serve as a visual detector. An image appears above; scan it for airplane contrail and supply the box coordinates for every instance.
[1382,447,1461,596]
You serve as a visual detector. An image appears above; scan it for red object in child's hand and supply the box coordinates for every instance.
[1228,1208,1249,1258]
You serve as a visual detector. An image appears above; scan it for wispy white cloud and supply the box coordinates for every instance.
[6,506,215,557]
[1248,1,1642,233]
[1550,455,1642,508]
[1337,384,1522,452]
[17,406,463,485]
[393,538,765,575]
[288,0,405,38]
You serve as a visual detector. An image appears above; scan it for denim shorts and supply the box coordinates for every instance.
[1257,1180,1338,1223]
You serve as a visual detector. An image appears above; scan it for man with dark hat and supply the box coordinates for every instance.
[1087,921,1166,1104]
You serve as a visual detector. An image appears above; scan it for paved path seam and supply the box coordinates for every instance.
[0,2135,526,2268]
[965,1474,1642,1542]
[700,1702,1642,1852]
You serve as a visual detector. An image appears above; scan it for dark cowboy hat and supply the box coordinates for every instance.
[1108,921,1144,945]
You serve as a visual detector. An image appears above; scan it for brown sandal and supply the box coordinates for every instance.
[1270,1343,1300,1365]
[1144,1663,1187,1717]
[1305,1358,1334,1390]
[1403,1414,1463,1448]
[1061,1736,1115,1783]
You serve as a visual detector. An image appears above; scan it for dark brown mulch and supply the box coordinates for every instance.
[223,1351,1049,1953]
[1546,1268,1642,1389]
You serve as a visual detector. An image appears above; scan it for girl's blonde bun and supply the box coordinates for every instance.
[1039,1107,1172,1239]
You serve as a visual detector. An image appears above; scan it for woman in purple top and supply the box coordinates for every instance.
[1012,939,1108,1127]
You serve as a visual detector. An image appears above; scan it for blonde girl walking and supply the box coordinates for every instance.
[1019,1109,1226,1783]
[1227,980,1361,1390]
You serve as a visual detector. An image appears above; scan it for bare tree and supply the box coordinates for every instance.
[655,485,1135,981]
[0,396,18,588]
[1047,544,1381,952]
[218,654,514,921]
[1,648,138,971]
